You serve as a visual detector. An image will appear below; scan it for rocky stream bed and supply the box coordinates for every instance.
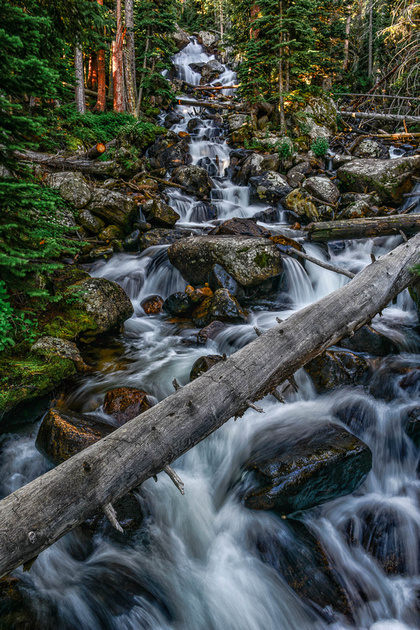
[1,32,420,630]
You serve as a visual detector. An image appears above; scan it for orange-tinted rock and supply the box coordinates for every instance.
[178,131,190,139]
[141,295,164,315]
[269,234,303,252]
[197,320,226,344]
[36,407,114,465]
[190,354,223,381]
[103,387,151,425]
[192,288,246,327]
[185,284,213,303]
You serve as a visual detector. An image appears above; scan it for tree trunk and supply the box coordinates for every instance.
[113,0,125,112]
[136,25,150,117]
[88,53,98,90]
[368,0,373,77]
[306,214,420,242]
[15,149,125,178]
[339,110,420,125]
[96,0,106,112]
[0,234,419,579]
[124,48,137,116]
[125,0,136,84]
[74,45,86,114]
[343,14,351,70]
[176,97,248,111]
[278,0,285,132]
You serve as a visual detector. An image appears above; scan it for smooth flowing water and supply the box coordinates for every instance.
[1,40,420,630]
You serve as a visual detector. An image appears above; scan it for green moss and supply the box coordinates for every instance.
[254,252,271,268]
[43,307,98,341]
[0,354,75,416]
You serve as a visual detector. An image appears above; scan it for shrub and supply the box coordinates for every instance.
[311,137,329,157]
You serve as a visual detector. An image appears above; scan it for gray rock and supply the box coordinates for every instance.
[171,165,213,197]
[302,176,340,204]
[31,336,87,372]
[285,189,319,222]
[249,171,292,203]
[337,156,420,204]
[139,228,188,250]
[197,30,219,49]
[227,113,249,132]
[192,288,246,327]
[200,59,225,84]
[168,235,283,287]
[287,161,312,188]
[354,139,388,159]
[46,172,91,209]
[172,24,190,50]
[86,188,138,231]
[144,199,180,228]
[77,209,105,235]
[234,153,265,184]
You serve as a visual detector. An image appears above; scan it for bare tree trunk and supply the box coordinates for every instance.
[285,31,290,92]
[95,0,107,112]
[113,0,125,112]
[136,25,150,117]
[0,234,419,580]
[125,0,136,92]
[368,0,373,77]
[75,45,86,114]
[343,14,351,70]
[219,0,224,40]
[306,213,420,242]
[278,0,285,132]
[124,49,137,116]
[109,42,114,99]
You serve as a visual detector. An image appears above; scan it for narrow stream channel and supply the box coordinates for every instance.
[1,39,419,630]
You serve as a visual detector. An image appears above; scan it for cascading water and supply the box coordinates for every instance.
[2,38,420,630]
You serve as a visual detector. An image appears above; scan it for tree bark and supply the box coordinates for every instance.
[15,149,125,178]
[176,97,248,111]
[83,143,107,159]
[0,234,419,579]
[74,45,86,114]
[306,214,420,242]
[96,0,107,112]
[125,0,136,84]
[136,25,150,117]
[113,0,125,112]
[339,111,420,125]
[278,0,286,132]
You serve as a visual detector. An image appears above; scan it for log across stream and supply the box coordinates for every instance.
[1,37,420,630]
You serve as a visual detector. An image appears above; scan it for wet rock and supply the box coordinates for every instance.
[255,520,352,620]
[143,199,180,228]
[89,245,114,260]
[286,161,312,188]
[305,350,370,392]
[253,207,281,223]
[208,264,244,300]
[45,277,134,343]
[404,408,420,447]
[148,132,191,169]
[77,209,106,235]
[47,171,91,209]
[139,228,187,250]
[340,325,399,356]
[243,422,372,514]
[36,407,114,465]
[302,176,340,205]
[163,292,193,316]
[185,284,213,303]
[164,111,184,128]
[172,24,190,50]
[249,171,292,204]
[187,117,202,133]
[103,387,151,425]
[284,189,319,222]
[233,153,264,184]
[192,288,246,327]
[269,234,303,255]
[31,336,90,373]
[197,320,226,344]
[123,229,141,251]
[86,189,138,231]
[337,156,420,204]
[99,225,125,241]
[190,354,223,380]
[210,217,270,238]
[339,199,376,220]
[354,139,388,160]
[197,30,219,50]
[171,165,213,197]
[168,235,283,287]
[200,59,225,84]
[227,113,249,132]
[141,294,164,315]
[190,201,217,222]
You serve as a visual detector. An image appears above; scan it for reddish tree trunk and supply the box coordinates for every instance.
[88,53,98,90]
[113,0,125,112]
[96,0,106,111]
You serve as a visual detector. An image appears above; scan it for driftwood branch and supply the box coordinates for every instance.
[289,248,356,279]
[176,97,247,112]
[0,234,419,579]
[306,214,420,242]
[339,111,420,125]
[15,149,124,178]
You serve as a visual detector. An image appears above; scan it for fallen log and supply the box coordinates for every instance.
[83,143,107,160]
[0,234,419,579]
[306,214,420,242]
[194,85,239,91]
[339,111,420,125]
[177,97,247,112]
[15,149,125,178]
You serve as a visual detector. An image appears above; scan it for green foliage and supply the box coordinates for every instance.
[311,137,329,157]
[277,138,292,160]
[117,120,167,150]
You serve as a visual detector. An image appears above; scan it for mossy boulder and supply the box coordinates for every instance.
[86,189,138,232]
[99,225,125,241]
[31,336,90,373]
[143,199,180,228]
[47,171,91,209]
[0,354,76,422]
[168,235,283,287]
[337,156,420,204]
[284,188,319,222]
[302,176,340,205]
[171,165,213,197]
[249,171,292,204]
[44,277,134,343]
[77,209,106,235]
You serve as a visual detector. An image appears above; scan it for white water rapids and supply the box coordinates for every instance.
[1,39,419,630]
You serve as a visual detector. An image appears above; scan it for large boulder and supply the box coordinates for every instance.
[143,199,180,228]
[86,189,138,231]
[168,235,283,287]
[197,31,219,50]
[103,387,150,425]
[305,350,370,392]
[287,161,312,188]
[47,171,91,209]
[171,165,213,197]
[200,59,225,84]
[227,113,249,132]
[190,354,223,381]
[243,422,372,515]
[337,156,420,204]
[147,132,191,169]
[172,24,190,50]
[139,228,187,250]
[192,288,246,327]
[77,209,105,235]
[354,139,388,159]
[31,336,90,373]
[297,96,337,141]
[45,277,134,343]
[302,176,340,205]
[339,324,399,356]
[284,188,319,222]
[233,153,265,184]
[249,171,292,203]
[210,217,270,238]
